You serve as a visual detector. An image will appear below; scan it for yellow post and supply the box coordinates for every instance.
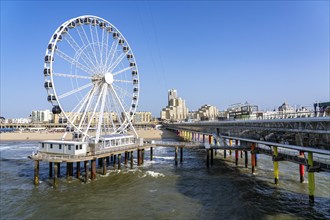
[273,146,279,184]
[308,152,315,203]
[229,139,233,157]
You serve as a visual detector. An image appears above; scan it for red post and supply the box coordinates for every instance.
[251,143,256,173]
[299,151,305,183]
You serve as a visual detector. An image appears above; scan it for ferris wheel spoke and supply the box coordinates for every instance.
[109,88,124,127]
[112,66,134,76]
[83,84,106,138]
[58,82,93,100]
[113,83,133,99]
[88,25,101,72]
[100,27,106,72]
[104,40,118,73]
[109,84,138,136]
[76,27,99,70]
[107,52,126,73]
[64,32,98,71]
[113,79,133,83]
[79,25,100,72]
[95,84,108,141]
[68,90,91,124]
[105,95,116,132]
[78,82,101,130]
[53,72,92,80]
[55,49,95,75]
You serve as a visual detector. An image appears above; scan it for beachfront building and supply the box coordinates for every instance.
[133,111,152,123]
[194,105,220,121]
[31,110,53,123]
[160,89,189,121]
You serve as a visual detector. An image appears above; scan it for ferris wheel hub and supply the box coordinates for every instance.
[104,72,114,84]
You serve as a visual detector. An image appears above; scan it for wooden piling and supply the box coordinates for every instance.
[137,149,141,166]
[76,162,81,179]
[113,155,117,168]
[53,163,58,188]
[251,143,256,174]
[49,162,53,178]
[175,147,178,166]
[180,147,183,163]
[150,147,153,161]
[245,151,248,168]
[91,159,96,180]
[118,154,121,169]
[102,158,107,175]
[130,151,134,169]
[84,161,89,182]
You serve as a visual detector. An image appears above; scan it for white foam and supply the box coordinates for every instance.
[142,171,165,178]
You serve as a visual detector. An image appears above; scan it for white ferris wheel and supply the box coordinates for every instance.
[44,15,139,142]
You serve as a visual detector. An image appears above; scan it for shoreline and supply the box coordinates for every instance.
[0,129,179,142]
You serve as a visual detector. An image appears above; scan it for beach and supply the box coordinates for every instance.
[0,128,178,141]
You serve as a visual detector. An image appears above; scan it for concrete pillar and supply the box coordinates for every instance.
[84,161,89,182]
[118,154,121,169]
[130,151,134,169]
[180,147,183,163]
[91,159,96,180]
[53,163,58,188]
[150,147,153,161]
[308,152,315,203]
[49,162,53,178]
[141,149,145,164]
[76,162,81,179]
[57,163,61,177]
[34,160,39,186]
[299,151,305,183]
[273,146,279,184]
[102,158,107,175]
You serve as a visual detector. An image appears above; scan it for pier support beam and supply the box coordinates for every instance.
[53,163,58,188]
[91,159,96,180]
[141,149,145,164]
[299,151,305,183]
[229,139,232,157]
[76,162,80,179]
[84,161,89,182]
[235,140,239,166]
[124,152,128,165]
[118,154,121,169]
[49,162,53,178]
[102,158,107,175]
[308,152,315,204]
[137,149,141,166]
[175,147,178,166]
[245,150,248,168]
[130,151,134,169]
[150,147,153,161]
[273,146,279,184]
[34,160,39,186]
[113,155,117,168]
[206,149,210,168]
[180,147,183,163]
[57,163,61,177]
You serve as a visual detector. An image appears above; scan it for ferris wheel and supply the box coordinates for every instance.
[43,15,139,142]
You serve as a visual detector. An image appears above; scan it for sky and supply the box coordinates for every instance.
[1,0,329,118]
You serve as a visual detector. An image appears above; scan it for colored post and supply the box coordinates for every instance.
[299,151,305,183]
[76,162,80,179]
[229,139,232,157]
[308,152,315,203]
[235,140,239,166]
[273,146,279,184]
[34,160,39,186]
[251,143,256,174]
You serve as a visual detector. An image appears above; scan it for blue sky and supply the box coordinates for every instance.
[1,1,329,118]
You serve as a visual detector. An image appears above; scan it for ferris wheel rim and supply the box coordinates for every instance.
[44,15,140,138]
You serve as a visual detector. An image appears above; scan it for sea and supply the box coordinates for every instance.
[0,140,329,220]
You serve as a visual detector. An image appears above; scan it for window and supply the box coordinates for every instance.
[59,144,62,150]
[41,143,44,148]
[68,145,71,150]
[80,145,82,150]
[50,144,53,149]
[76,145,78,150]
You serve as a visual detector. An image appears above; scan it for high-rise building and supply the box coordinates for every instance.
[161,89,188,121]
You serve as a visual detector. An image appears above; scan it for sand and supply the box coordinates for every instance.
[0,129,178,142]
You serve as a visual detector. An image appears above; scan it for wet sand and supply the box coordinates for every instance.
[0,129,178,142]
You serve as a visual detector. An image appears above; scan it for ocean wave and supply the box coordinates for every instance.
[141,171,165,178]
